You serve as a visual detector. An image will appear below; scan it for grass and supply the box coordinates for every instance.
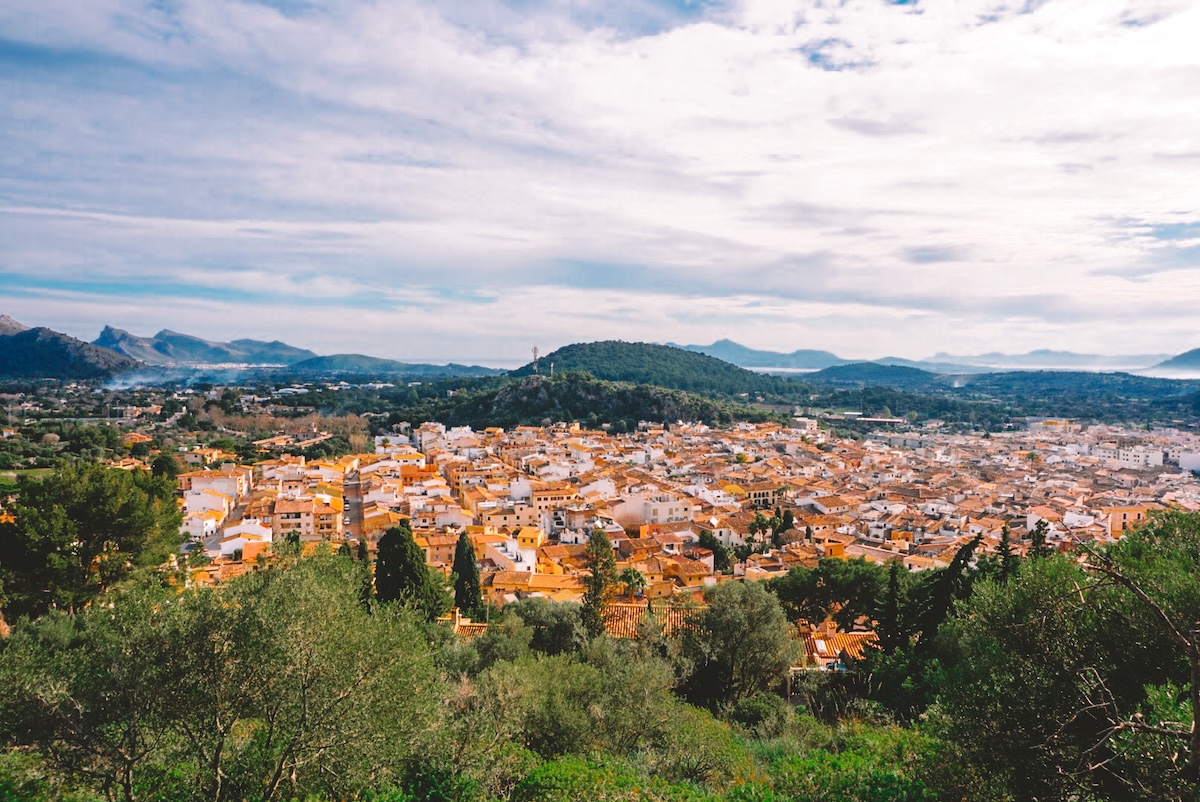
[0,467,52,490]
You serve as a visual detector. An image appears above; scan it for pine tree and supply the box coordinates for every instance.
[581,529,617,638]
[878,559,904,653]
[1029,519,1053,559]
[997,524,1019,581]
[451,531,482,618]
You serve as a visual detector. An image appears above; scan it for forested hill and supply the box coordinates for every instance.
[378,373,783,430]
[509,341,798,397]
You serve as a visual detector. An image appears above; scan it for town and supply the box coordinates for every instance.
[145,390,1200,656]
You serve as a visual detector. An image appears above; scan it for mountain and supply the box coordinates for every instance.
[509,340,798,397]
[669,339,848,369]
[931,349,1169,370]
[287,354,502,378]
[94,326,317,365]
[873,356,993,374]
[0,315,29,336]
[0,326,140,379]
[1153,348,1200,371]
[414,373,780,429]
[806,362,941,391]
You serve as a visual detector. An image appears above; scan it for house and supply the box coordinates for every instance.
[801,621,879,671]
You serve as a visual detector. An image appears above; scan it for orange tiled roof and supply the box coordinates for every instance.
[601,601,703,639]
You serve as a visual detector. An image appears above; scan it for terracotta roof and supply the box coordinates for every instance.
[601,601,703,639]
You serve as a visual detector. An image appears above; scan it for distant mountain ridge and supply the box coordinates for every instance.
[669,339,848,369]
[931,349,1170,369]
[288,354,502,377]
[94,326,317,365]
[1153,348,1200,370]
[0,318,140,379]
[671,340,1172,373]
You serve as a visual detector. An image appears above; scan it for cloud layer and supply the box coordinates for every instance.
[1,0,1198,362]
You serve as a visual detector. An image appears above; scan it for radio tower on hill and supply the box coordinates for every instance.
[532,345,540,375]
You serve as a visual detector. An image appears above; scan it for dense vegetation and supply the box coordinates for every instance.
[3,466,1200,801]
[509,341,801,399]
[278,373,785,431]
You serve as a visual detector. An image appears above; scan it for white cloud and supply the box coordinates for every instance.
[0,0,1199,360]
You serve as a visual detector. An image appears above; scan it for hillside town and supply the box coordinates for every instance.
[167,412,1200,657]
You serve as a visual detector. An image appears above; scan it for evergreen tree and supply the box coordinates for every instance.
[997,524,1019,581]
[581,529,617,638]
[356,537,369,562]
[0,462,182,617]
[451,531,482,618]
[1029,519,1053,559]
[698,529,731,573]
[374,522,450,621]
[877,559,904,653]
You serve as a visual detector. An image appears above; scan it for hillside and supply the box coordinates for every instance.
[0,315,29,336]
[509,341,799,397]
[1154,347,1200,371]
[0,327,141,379]
[287,354,502,378]
[424,373,780,429]
[806,362,942,391]
[94,326,317,365]
[670,339,848,369]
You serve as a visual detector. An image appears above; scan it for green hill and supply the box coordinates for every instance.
[509,341,797,397]
[421,373,781,429]
[806,362,941,391]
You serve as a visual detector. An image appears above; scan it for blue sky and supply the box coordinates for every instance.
[1,0,1198,364]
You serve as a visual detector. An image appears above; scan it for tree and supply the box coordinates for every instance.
[937,511,1200,799]
[0,463,182,618]
[1028,518,1053,559]
[876,559,905,654]
[581,530,617,639]
[618,567,645,602]
[374,522,450,621]
[769,557,888,630]
[698,530,731,573]
[679,580,798,708]
[150,454,179,479]
[505,598,586,656]
[996,524,1019,581]
[452,531,482,619]
[0,551,441,802]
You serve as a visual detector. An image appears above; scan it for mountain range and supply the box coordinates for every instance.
[94,326,318,366]
[0,316,502,381]
[676,340,1178,373]
[0,322,140,379]
[4,313,1200,385]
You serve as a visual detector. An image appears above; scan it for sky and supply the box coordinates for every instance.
[1,0,1199,366]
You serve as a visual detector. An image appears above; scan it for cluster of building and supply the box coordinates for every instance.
[170,417,1200,661]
